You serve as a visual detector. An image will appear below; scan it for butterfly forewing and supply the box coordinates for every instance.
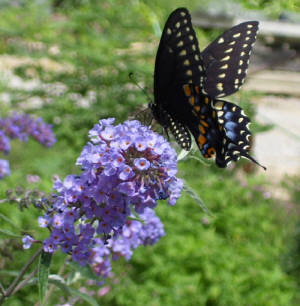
[154,7,204,104]
[152,8,204,150]
[201,21,259,98]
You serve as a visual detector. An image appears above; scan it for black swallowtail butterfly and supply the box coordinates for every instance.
[149,7,265,169]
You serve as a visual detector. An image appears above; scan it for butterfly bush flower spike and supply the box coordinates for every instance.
[0,113,56,147]
[38,119,183,278]
[0,113,56,179]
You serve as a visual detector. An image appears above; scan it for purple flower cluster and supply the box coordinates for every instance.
[108,208,165,261]
[89,208,165,278]
[0,113,56,149]
[0,113,56,179]
[34,119,182,277]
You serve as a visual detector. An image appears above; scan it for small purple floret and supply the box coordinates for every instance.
[22,235,35,249]
[0,159,10,179]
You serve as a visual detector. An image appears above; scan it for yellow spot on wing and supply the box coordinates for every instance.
[233,33,241,38]
[217,83,224,91]
[214,101,224,110]
[225,48,233,53]
[179,49,187,56]
[221,56,230,61]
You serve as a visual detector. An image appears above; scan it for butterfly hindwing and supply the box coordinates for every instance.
[182,85,265,168]
[182,84,222,159]
[201,21,259,98]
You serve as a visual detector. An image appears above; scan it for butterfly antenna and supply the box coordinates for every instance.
[129,72,152,104]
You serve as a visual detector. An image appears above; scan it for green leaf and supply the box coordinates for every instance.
[0,213,21,229]
[0,228,21,238]
[38,250,52,304]
[49,278,99,306]
[182,183,212,216]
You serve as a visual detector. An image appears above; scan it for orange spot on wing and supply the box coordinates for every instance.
[207,147,216,157]
[199,125,206,134]
[198,135,207,147]
[204,97,210,104]
[194,105,201,112]
[195,86,200,94]
[200,120,209,127]
[183,84,192,96]
[189,96,195,105]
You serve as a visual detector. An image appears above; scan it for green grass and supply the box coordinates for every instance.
[0,1,299,305]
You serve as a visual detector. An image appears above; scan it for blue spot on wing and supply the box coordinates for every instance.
[224,121,238,130]
[224,112,234,120]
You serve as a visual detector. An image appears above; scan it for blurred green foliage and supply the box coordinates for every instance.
[0,0,299,305]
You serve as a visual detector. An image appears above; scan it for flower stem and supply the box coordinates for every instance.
[0,246,43,305]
